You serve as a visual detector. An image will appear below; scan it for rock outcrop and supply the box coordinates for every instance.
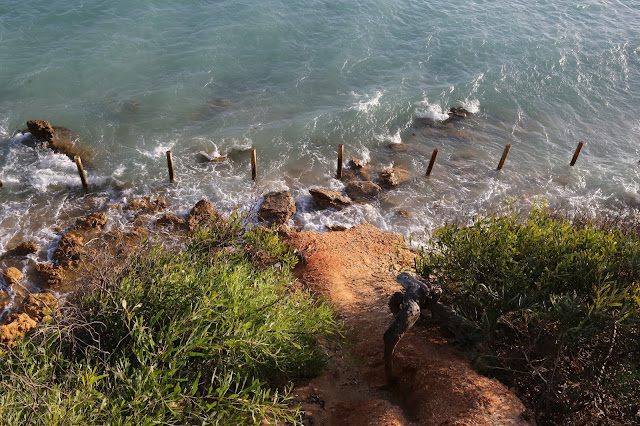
[22,293,58,322]
[4,241,39,257]
[258,191,296,226]
[0,313,37,346]
[345,181,381,203]
[310,188,352,211]
[3,267,23,285]
[380,167,410,188]
[186,200,225,231]
[126,196,167,215]
[26,120,95,162]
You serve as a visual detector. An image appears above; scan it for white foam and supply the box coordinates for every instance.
[137,140,175,159]
[461,98,480,114]
[351,91,383,113]
[415,103,449,122]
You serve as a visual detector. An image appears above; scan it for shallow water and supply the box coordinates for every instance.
[1,0,639,264]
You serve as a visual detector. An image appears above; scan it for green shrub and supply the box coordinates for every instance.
[416,207,640,424]
[0,218,338,425]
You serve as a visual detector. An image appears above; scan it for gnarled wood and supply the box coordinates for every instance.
[384,271,479,382]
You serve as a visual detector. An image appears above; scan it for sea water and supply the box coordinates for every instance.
[1,0,639,263]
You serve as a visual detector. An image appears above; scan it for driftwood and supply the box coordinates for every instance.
[383,271,479,382]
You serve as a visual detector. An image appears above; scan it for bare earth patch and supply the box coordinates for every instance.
[288,223,532,425]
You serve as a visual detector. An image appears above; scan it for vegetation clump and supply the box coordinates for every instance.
[416,207,640,425]
[0,215,337,424]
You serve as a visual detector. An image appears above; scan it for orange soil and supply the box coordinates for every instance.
[288,223,532,426]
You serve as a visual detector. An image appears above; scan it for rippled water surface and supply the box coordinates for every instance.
[1,0,640,257]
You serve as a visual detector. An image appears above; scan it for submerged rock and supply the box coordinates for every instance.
[345,181,381,203]
[258,191,296,226]
[126,196,167,215]
[447,106,472,120]
[156,213,187,229]
[26,120,95,162]
[0,290,10,312]
[309,188,351,211]
[380,167,410,188]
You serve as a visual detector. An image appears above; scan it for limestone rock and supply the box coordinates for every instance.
[0,290,10,312]
[156,213,187,229]
[23,293,58,321]
[5,241,39,257]
[345,181,381,203]
[126,196,167,214]
[326,225,348,232]
[53,232,84,265]
[309,188,352,211]
[186,200,225,231]
[3,267,23,285]
[447,106,472,120]
[0,313,37,346]
[346,157,372,181]
[26,120,55,141]
[75,212,107,230]
[258,191,297,226]
[388,143,411,153]
[380,167,410,188]
[36,263,65,287]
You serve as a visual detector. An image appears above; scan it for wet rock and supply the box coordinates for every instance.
[187,200,225,231]
[26,120,95,162]
[75,212,108,230]
[126,196,167,215]
[380,167,410,188]
[22,293,58,321]
[258,191,297,226]
[36,263,65,287]
[346,157,372,180]
[388,143,411,153]
[326,225,348,232]
[447,106,472,120]
[53,233,84,265]
[5,241,39,257]
[396,210,412,218]
[197,152,227,163]
[3,267,23,285]
[0,290,10,312]
[0,313,37,346]
[26,120,55,141]
[345,181,381,203]
[309,188,352,211]
[156,213,187,229]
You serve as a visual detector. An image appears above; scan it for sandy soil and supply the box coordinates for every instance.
[288,223,532,426]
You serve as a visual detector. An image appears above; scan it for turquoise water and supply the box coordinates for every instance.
[1,0,640,261]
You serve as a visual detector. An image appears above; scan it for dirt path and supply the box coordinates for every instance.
[288,223,532,425]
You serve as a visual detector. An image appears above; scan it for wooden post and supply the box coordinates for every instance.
[74,156,88,188]
[570,141,584,166]
[337,144,344,179]
[496,143,512,171]
[250,146,257,181]
[166,150,175,183]
[0,178,2,187]
[426,148,438,177]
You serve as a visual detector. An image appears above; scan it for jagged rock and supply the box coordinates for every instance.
[22,293,58,321]
[0,290,10,312]
[346,157,372,180]
[187,200,225,231]
[53,233,84,265]
[75,212,108,230]
[26,120,55,141]
[345,181,381,203]
[326,225,348,232]
[156,213,187,229]
[380,167,410,188]
[447,106,472,120]
[26,120,95,162]
[126,196,167,214]
[309,188,352,211]
[396,210,412,218]
[258,191,296,226]
[36,263,65,287]
[5,241,39,257]
[3,267,23,285]
[0,313,37,346]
